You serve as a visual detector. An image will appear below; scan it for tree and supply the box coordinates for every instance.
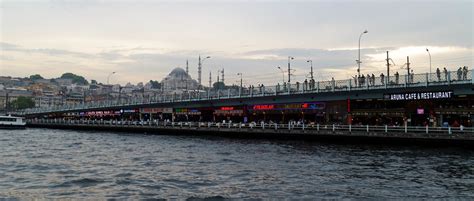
[60,73,89,85]
[91,79,98,85]
[149,80,161,89]
[10,96,35,110]
[29,74,44,80]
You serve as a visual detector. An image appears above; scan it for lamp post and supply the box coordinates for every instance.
[307,60,314,80]
[288,56,294,83]
[107,72,116,85]
[277,66,285,84]
[357,30,368,77]
[426,48,432,80]
[237,73,243,97]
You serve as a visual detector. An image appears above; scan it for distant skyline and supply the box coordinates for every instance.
[1,0,472,85]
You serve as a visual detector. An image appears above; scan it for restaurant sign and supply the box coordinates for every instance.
[140,107,173,114]
[252,102,325,110]
[386,91,453,101]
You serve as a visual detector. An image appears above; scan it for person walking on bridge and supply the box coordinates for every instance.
[371,74,375,86]
[457,67,462,80]
[380,73,385,85]
[436,68,441,82]
[395,72,399,84]
[462,66,468,80]
[443,67,448,81]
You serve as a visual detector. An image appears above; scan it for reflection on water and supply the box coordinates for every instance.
[0,128,473,199]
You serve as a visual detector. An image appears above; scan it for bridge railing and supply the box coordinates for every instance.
[28,118,474,138]
[17,69,473,115]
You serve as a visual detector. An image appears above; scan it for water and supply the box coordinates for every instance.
[0,128,473,199]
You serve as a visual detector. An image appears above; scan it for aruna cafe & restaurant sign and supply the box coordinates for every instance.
[386,91,453,101]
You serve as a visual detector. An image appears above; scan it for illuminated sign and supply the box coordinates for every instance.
[387,91,453,101]
[84,110,120,116]
[252,103,325,110]
[140,108,173,113]
[253,105,275,110]
[417,108,424,115]
[120,109,138,113]
[220,107,235,111]
[214,109,244,115]
[175,108,201,115]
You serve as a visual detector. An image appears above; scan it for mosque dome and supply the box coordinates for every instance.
[168,68,189,78]
[161,67,199,91]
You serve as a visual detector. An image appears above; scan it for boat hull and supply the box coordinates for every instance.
[0,124,26,129]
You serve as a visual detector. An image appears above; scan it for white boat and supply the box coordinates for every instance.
[0,115,26,129]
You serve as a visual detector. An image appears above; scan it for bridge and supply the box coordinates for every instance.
[16,69,474,116]
[16,69,474,145]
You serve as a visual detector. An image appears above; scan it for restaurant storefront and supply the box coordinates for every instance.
[248,102,338,124]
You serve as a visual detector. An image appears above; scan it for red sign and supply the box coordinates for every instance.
[253,104,275,110]
[220,107,234,111]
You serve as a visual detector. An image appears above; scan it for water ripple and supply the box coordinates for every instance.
[0,128,473,199]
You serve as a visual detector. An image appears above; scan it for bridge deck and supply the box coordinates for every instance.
[28,120,474,146]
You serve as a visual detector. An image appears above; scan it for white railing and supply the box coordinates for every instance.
[29,119,474,137]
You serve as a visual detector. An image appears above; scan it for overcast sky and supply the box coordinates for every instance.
[1,0,472,86]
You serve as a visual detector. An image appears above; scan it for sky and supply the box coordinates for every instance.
[1,0,473,86]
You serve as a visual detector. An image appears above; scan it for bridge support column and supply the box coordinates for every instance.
[471,70,474,84]
[348,80,351,91]
[425,73,429,87]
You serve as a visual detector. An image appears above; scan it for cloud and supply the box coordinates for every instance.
[0,42,21,50]
[1,41,472,86]
[1,42,93,59]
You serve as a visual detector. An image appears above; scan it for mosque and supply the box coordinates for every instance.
[161,67,200,92]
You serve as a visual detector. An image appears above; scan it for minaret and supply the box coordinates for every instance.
[217,70,220,83]
[186,59,189,75]
[209,71,212,88]
[221,68,224,84]
[198,55,202,87]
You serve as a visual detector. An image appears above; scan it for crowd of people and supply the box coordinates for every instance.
[435,66,469,81]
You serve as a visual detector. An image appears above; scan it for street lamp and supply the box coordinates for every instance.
[288,56,294,83]
[107,72,116,85]
[307,60,314,80]
[426,48,432,80]
[357,30,368,77]
[277,66,285,84]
